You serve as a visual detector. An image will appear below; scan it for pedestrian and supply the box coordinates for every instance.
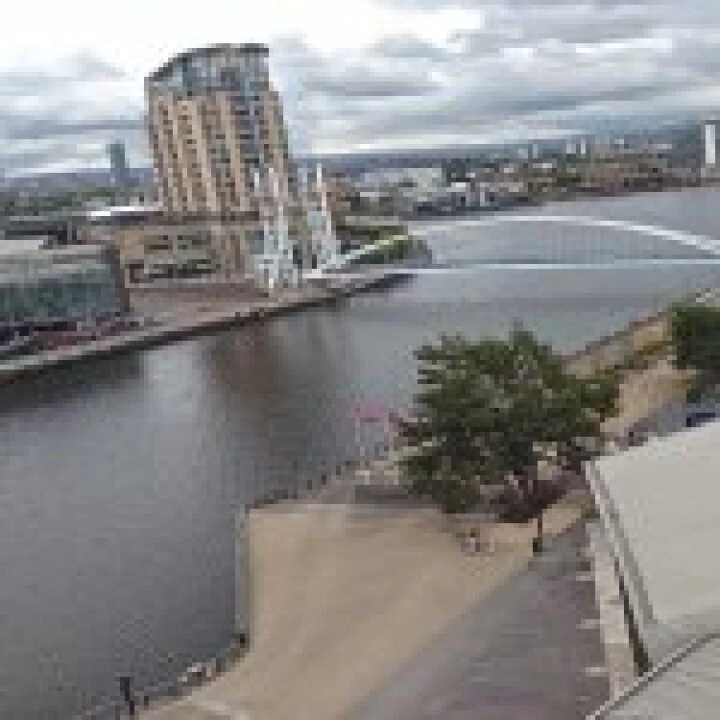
[465,529,478,555]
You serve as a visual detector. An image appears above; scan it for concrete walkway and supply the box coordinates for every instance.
[344,520,609,720]
[147,502,580,720]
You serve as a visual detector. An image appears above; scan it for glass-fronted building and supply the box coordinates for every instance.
[0,243,129,330]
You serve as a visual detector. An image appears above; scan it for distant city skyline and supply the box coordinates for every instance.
[1,0,720,175]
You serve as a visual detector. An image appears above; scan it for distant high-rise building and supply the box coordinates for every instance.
[108,141,130,190]
[146,43,295,217]
[703,120,718,168]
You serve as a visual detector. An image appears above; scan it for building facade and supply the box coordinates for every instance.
[145,44,308,278]
[146,44,294,215]
[77,206,266,283]
[0,243,129,330]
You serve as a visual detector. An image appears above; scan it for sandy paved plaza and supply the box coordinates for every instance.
[148,501,579,720]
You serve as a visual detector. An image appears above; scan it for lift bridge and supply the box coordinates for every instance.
[252,166,720,287]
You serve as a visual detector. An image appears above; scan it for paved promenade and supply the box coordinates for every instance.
[345,521,609,720]
[147,502,581,720]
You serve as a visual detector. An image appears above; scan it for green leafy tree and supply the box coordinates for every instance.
[401,327,619,534]
[670,303,720,397]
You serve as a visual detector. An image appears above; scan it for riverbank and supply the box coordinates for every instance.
[563,288,702,437]
[562,295,692,438]
[0,272,408,384]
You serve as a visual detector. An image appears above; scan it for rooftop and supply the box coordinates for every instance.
[148,43,269,83]
[85,204,162,221]
[588,419,720,662]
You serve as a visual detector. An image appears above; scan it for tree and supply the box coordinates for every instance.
[400,327,619,536]
[670,303,720,397]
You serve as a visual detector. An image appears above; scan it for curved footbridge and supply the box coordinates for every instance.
[308,214,720,281]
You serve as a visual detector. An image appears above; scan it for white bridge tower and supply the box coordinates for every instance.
[300,162,339,275]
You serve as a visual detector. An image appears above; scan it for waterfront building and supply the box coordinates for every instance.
[77,205,265,284]
[0,213,82,247]
[145,43,308,279]
[0,241,129,330]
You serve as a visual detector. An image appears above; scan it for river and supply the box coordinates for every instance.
[2,186,720,718]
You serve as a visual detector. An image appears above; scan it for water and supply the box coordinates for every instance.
[3,187,720,717]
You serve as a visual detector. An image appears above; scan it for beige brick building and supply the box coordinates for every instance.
[77,207,266,284]
[146,43,295,214]
[143,43,309,278]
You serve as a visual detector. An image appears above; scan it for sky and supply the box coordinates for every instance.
[1,0,720,175]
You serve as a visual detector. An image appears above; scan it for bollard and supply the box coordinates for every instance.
[117,675,136,718]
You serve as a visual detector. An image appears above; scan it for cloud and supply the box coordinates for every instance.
[381,0,666,8]
[368,34,453,62]
[0,108,143,142]
[0,53,144,175]
[3,1,720,172]
[272,1,720,154]
[304,70,436,99]
[0,52,125,97]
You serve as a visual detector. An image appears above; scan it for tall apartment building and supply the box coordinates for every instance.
[145,44,304,276]
[146,44,296,214]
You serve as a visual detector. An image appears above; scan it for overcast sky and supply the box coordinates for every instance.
[1,0,720,175]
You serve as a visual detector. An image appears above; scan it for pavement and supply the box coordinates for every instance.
[343,520,609,720]
[145,502,583,720]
